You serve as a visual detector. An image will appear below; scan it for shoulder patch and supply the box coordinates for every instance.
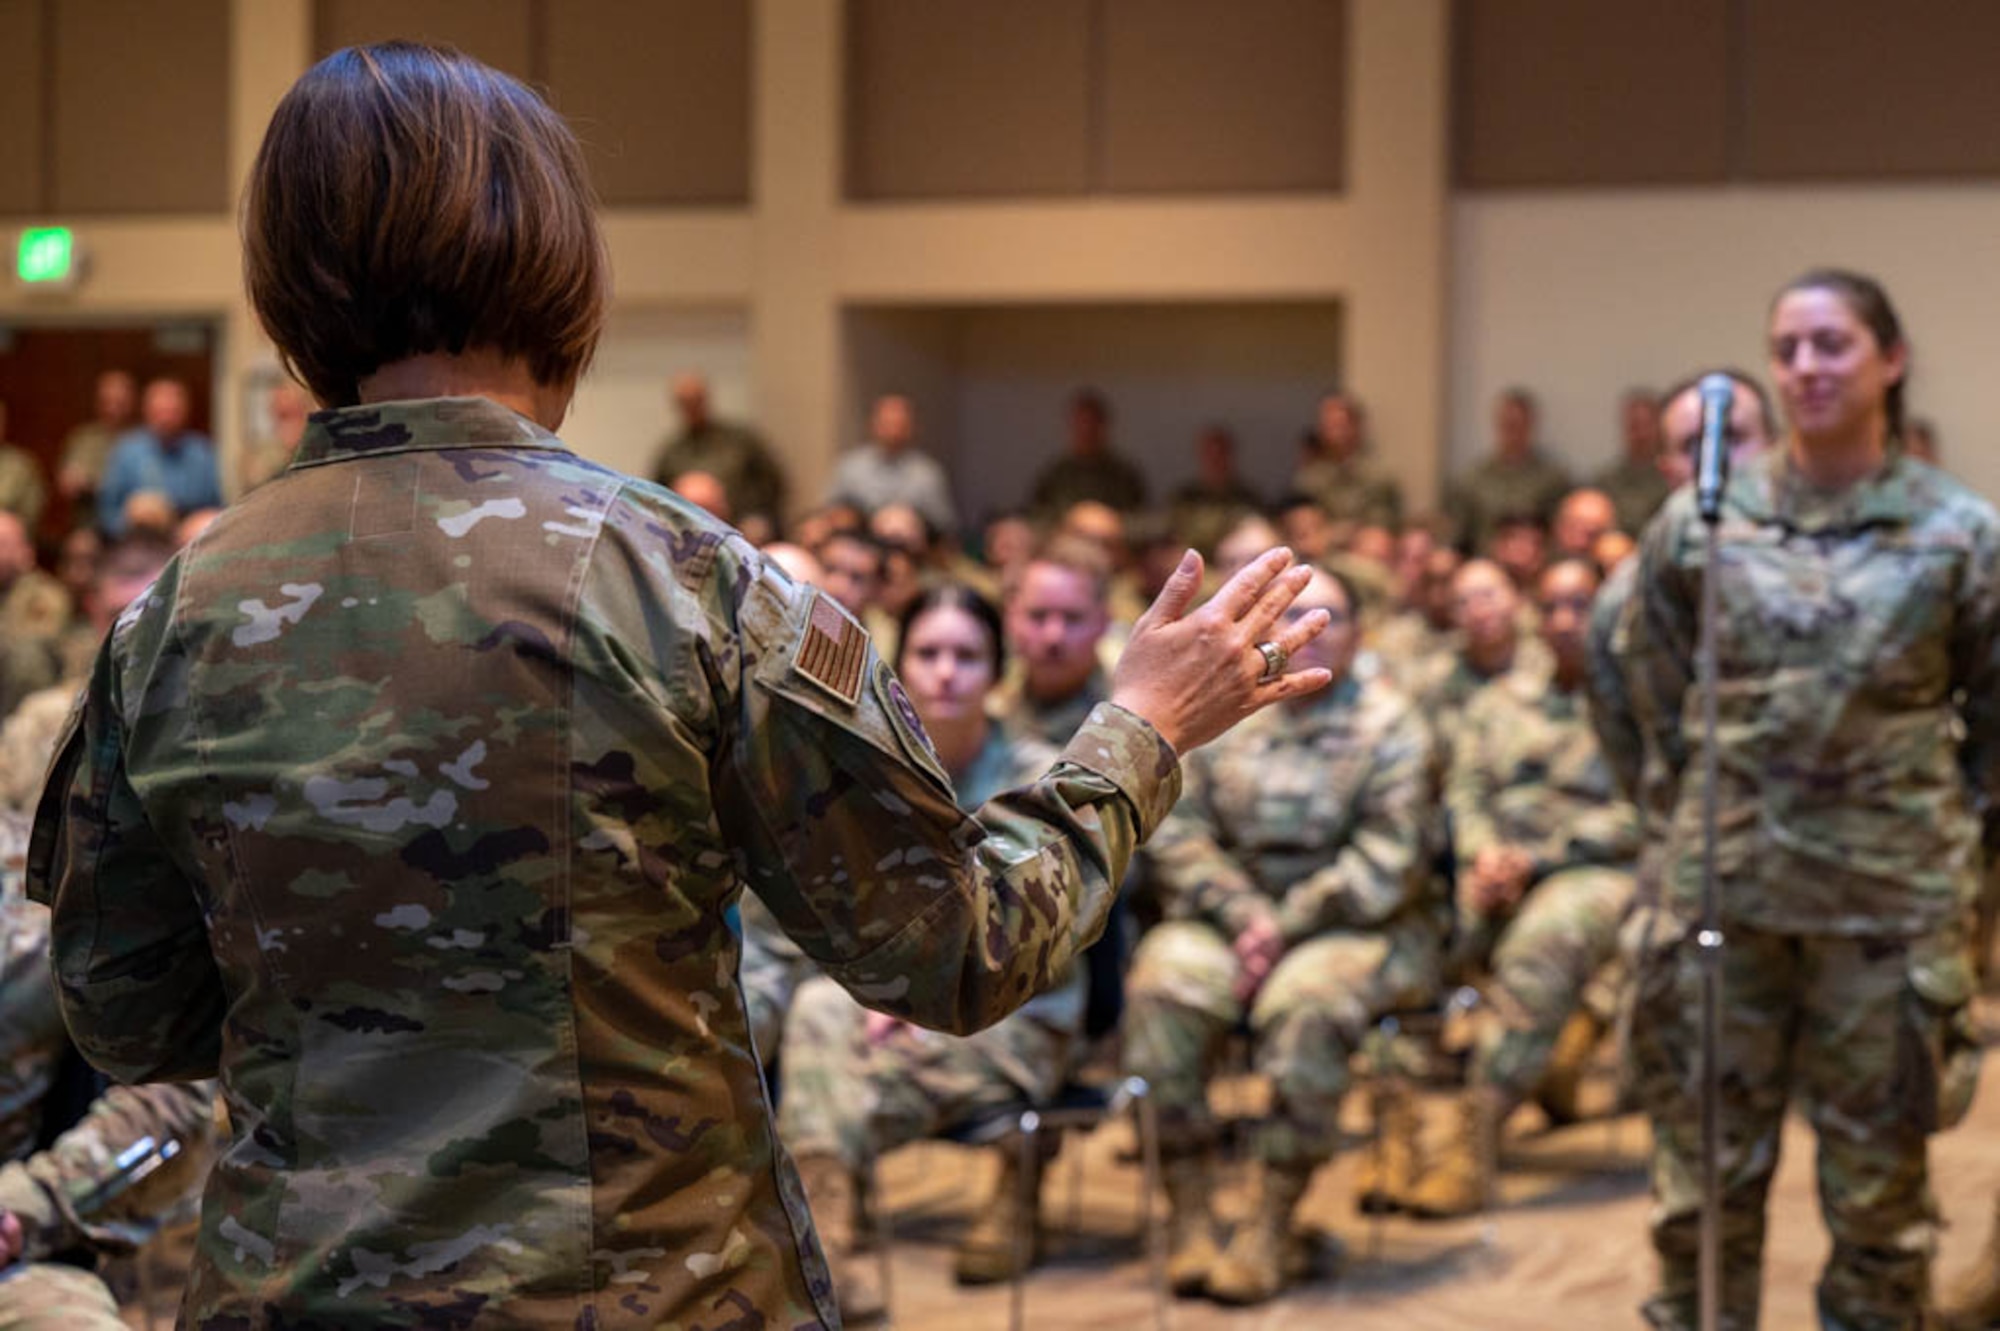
[795,592,869,705]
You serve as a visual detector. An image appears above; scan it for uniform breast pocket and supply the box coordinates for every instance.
[1845,543,1961,696]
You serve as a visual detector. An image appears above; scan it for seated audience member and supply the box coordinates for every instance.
[1169,425,1262,558]
[1276,494,1337,564]
[1373,544,1462,685]
[1444,389,1571,554]
[239,380,312,493]
[1291,392,1403,530]
[993,535,1114,747]
[0,403,47,534]
[1415,558,1551,758]
[0,535,176,806]
[57,370,137,503]
[774,586,1071,1316]
[668,468,733,523]
[1551,488,1619,560]
[1125,567,1438,1304]
[1326,522,1398,630]
[828,394,956,537]
[758,540,826,590]
[119,491,179,540]
[1214,513,1284,582]
[1486,512,1548,592]
[97,379,221,536]
[53,525,100,613]
[1028,389,1147,516]
[791,501,863,555]
[1592,529,1636,574]
[980,510,1038,582]
[814,527,898,652]
[1058,500,1148,632]
[1905,416,1940,465]
[1593,389,1672,536]
[1400,559,1640,1218]
[649,370,785,530]
[0,512,68,646]
[868,501,939,621]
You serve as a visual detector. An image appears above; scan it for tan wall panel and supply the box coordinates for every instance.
[1454,0,1729,187]
[314,0,533,79]
[845,0,1091,200]
[545,0,750,206]
[50,0,230,215]
[0,0,47,216]
[1101,0,1346,194]
[1742,0,2000,180]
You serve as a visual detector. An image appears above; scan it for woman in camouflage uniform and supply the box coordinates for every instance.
[1622,270,1999,1331]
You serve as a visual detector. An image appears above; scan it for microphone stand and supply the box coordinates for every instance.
[1692,379,1730,1331]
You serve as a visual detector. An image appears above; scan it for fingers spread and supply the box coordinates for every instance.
[1243,563,1315,642]
[1212,547,1294,620]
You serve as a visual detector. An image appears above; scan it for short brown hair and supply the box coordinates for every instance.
[244,42,608,407]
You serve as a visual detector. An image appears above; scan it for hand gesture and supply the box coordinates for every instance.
[1110,548,1332,755]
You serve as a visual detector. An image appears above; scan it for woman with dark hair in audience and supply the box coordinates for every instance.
[21,41,1330,1329]
[775,583,1094,1315]
[1622,269,2000,1331]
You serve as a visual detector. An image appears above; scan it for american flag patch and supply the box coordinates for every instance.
[795,592,868,704]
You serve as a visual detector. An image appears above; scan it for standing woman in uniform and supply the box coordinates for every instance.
[19,43,1331,1330]
[1623,269,1999,1330]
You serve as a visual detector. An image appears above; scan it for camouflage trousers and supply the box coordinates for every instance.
[1122,921,1436,1167]
[0,1263,124,1330]
[776,976,1072,1171]
[1630,917,1972,1331]
[1469,866,1634,1108]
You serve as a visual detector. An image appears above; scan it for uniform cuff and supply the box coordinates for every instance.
[1057,703,1183,839]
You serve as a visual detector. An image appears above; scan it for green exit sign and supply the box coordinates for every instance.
[16,228,76,285]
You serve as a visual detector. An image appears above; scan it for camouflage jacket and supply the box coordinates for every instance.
[28,396,1181,1330]
[1443,449,1573,553]
[0,811,64,1166]
[1291,451,1404,530]
[1447,667,1640,885]
[1144,675,1438,947]
[648,418,785,521]
[992,666,1112,752]
[1623,449,2000,935]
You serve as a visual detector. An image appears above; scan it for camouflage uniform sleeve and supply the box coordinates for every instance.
[1443,687,1505,866]
[1623,496,1698,788]
[0,1080,216,1259]
[703,530,1182,1036]
[1952,509,2000,836]
[1137,752,1270,939]
[25,598,226,1085]
[1585,571,1646,803]
[1533,795,1641,880]
[1272,704,1433,942]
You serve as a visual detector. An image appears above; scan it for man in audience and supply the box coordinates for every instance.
[57,370,136,504]
[1593,388,1672,535]
[97,379,221,537]
[816,527,897,651]
[0,402,47,534]
[994,536,1113,747]
[1551,488,1619,561]
[827,393,957,537]
[667,469,733,523]
[1169,425,1262,558]
[238,380,311,494]
[1487,512,1548,592]
[1445,389,1571,555]
[1292,392,1403,530]
[649,370,785,530]
[1028,389,1146,516]
[1374,543,1462,687]
[1125,567,1438,1304]
[0,513,67,647]
[1403,558,1640,1218]
[1416,558,1551,756]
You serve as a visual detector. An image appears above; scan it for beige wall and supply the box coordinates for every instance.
[0,0,1452,519]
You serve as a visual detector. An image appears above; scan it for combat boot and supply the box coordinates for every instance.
[1938,1195,2000,1330]
[1354,1076,1421,1214]
[1206,1160,1314,1306]
[1159,1148,1222,1297]
[953,1144,1045,1285]
[794,1154,886,1323]
[1535,1010,1606,1127]
[1403,1086,1501,1221]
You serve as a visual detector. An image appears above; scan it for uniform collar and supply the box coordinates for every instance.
[1728,446,1920,534]
[293,397,568,468]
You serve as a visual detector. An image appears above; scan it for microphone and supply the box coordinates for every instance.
[1695,374,1733,525]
